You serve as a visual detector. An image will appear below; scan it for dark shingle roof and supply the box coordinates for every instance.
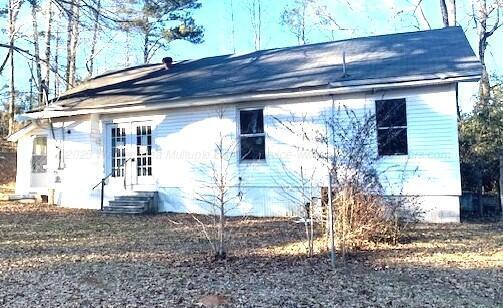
[51,26,481,110]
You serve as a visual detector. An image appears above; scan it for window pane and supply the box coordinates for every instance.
[240,109,264,134]
[31,137,47,173]
[377,128,408,155]
[32,136,47,155]
[241,136,265,160]
[376,99,406,128]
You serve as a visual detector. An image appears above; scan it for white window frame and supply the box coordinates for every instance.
[375,98,408,156]
[31,135,48,174]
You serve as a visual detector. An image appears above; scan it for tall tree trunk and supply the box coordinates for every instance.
[87,0,101,77]
[229,0,236,53]
[477,0,490,104]
[30,0,43,107]
[440,0,456,27]
[125,29,131,67]
[250,0,262,51]
[55,13,61,96]
[447,0,456,26]
[499,156,503,215]
[66,0,80,89]
[8,43,15,135]
[7,0,22,135]
[44,0,53,100]
[440,0,449,27]
[65,1,73,87]
[143,31,149,64]
[474,0,498,107]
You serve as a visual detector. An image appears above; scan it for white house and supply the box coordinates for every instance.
[8,27,481,222]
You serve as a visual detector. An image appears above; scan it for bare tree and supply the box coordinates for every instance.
[86,0,101,77]
[448,0,457,25]
[395,0,432,30]
[228,0,236,53]
[65,0,80,89]
[440,0,457,27]
[29,0,43,107]
[248,0,262,51]
[280,0,313,45]
[276,103,423,264]
[192,107,244,260]
[54,11,62,96]
[440,0,449,26]
[273,113,318,257]
[7,0,23,135]
[313,4,349,40]
[44,0,54,98]
[472,0,502,105]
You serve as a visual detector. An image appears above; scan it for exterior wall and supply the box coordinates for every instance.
[15,127,49,195]
[50,116,102,208]
[16,83,461,222]
[15,134,33,195]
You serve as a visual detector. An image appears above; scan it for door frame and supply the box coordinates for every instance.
[104,120,155,192]
[29,134,48,192]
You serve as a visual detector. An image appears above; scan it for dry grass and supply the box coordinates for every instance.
[0,202,501,307]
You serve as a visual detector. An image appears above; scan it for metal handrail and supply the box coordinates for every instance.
[92,157,135,210]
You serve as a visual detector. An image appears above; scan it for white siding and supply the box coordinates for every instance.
[15,135,33,195]
[50,116,102,208]
[15,127,49,195]
[16,84,461,222]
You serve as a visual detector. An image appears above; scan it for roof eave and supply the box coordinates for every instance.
[20,74,481,120]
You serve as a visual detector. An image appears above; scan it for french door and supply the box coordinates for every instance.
[106,121,154,190]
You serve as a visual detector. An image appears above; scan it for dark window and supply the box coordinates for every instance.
[240,109,265,160]
[376,99,408,156]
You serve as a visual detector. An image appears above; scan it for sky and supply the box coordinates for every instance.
[1,0,502,112]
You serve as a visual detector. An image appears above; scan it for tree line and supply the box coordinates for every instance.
[1,0,204,135]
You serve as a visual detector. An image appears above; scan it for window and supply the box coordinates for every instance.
[239,109,265,160]
[31,136,47,173]
[111,127,126,177]
[376,99,408,156]
[136,125,152,176]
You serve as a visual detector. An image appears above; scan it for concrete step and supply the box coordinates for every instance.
[105,191,158,215]
[103,206,145,214]
[119,191,157,198]
[108,200,150,207]
[114,195,151,202]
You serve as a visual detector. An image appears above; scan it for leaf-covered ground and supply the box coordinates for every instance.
[0,152,16,197]
[0,202,501,307]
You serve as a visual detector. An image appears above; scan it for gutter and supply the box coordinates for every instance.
[18,74,481,120]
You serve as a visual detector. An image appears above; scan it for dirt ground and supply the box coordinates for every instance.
[0,202,501,307]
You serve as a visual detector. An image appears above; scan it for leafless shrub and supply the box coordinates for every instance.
[273,113,319,257]
[190,107,246,261]
[276,102,423,261]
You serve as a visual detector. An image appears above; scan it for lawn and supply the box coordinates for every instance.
[0,202,501,307]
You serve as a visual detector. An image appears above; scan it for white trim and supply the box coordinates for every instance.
[237,107,267,162]
[19,75,480,120]
[7,124,37,142]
